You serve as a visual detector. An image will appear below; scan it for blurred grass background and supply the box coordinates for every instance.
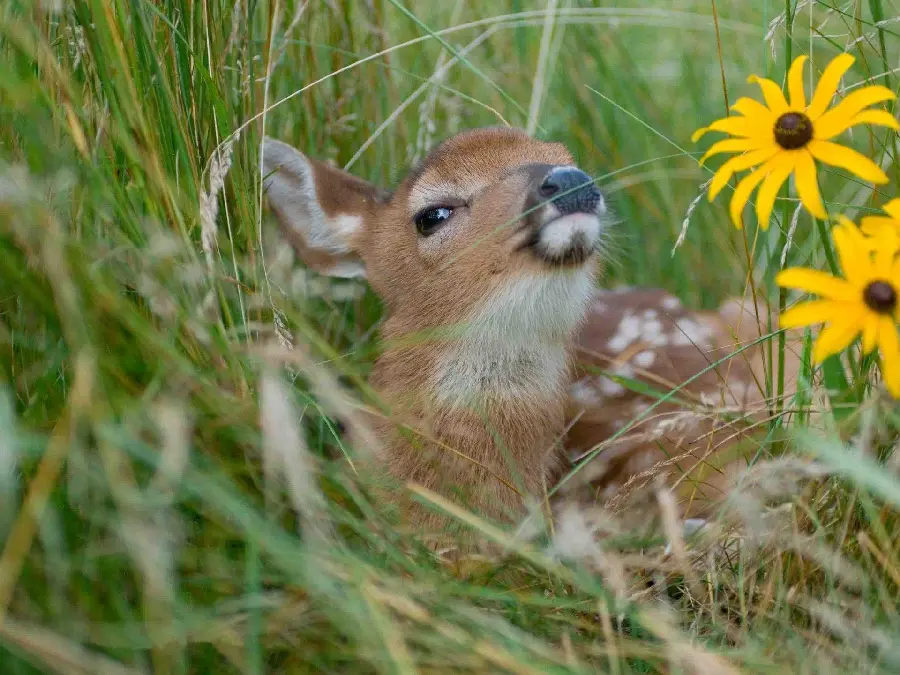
[2,0,900,673]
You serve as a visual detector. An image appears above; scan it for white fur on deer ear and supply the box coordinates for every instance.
[262,137,371,279]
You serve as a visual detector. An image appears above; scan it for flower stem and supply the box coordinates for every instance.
[815,217,839,277]
[773,0,795,427]
[783,0,793,64]
[775,210,788,419]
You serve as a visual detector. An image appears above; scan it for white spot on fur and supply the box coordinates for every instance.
[599,377,625,397]
[662,295,682,311]
[633,350,656,368]
[614,362,634,378]
[607,312,642,353]
[433,270,596,405]
[671,317,714,348]
[536,213,602,257]
[570,378,602,405]
[598,361,635,398]
[631,400,651,415]
[609,311,669,352]
[642,318,667,347]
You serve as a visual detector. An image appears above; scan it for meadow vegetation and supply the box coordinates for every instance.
[1,0,900,672]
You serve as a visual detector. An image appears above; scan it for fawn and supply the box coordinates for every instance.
[262,127,801,542]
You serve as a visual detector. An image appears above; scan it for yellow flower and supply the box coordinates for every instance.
[694,53,898,230]
[860,197,900,242]
[776,222,900,397]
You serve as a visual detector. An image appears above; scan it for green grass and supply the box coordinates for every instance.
[2,0,900,672]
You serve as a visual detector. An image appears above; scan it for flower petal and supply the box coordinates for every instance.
[793,150,826,219]
[729,167,768,229]
[812,310,862,363]
[780,299,840,328]
[865,227,900,258]
[700,138,765,164]
[874,233,898,276]
[861,314,880,354]
[877,316,900,397]
[832,219,867,284]
[882,198,900,221]
[809,139,890,184]
[693,116,770,142]
[748,75,789,115]
[813,85,897,139]
[692,127,711,143]
[842,109,900,134]
[755,154,794,230]
[893,258,900,318]
[730,97,776,121]
[708,146,780,200]
[776,268,857,301]
[882,230,900,257]
[860,215,900,236]
[808,53,855,119]
[788,55,808,110]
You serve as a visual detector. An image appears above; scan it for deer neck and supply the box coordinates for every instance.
[370,271,596,511]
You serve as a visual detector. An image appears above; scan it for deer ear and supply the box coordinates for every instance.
[262,137,384,279]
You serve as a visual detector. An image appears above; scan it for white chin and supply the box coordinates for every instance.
[534,213,601,261]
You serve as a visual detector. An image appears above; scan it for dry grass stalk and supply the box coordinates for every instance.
[259,367,333,543]
[0,616,145,675]
[0,352,94,618]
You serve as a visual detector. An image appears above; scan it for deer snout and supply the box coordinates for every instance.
[525,166,606,266]
[537,167,603,215]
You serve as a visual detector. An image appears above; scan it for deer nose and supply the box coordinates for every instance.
[537,167,602,215]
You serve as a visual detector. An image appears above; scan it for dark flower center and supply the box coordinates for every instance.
[774,112,813,150]
[863,280,897,314]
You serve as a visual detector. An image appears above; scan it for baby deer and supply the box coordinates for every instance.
[262,127,800,541]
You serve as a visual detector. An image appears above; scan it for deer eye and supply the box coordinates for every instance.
[414,206,454,236]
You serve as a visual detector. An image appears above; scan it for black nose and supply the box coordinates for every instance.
[537,167,602,215]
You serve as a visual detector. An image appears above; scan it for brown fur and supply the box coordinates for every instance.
[561,289,804,524]
[263,128,595,543]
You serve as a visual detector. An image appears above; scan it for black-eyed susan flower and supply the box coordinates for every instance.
[776,221,900,397]
[693,53,898,230]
